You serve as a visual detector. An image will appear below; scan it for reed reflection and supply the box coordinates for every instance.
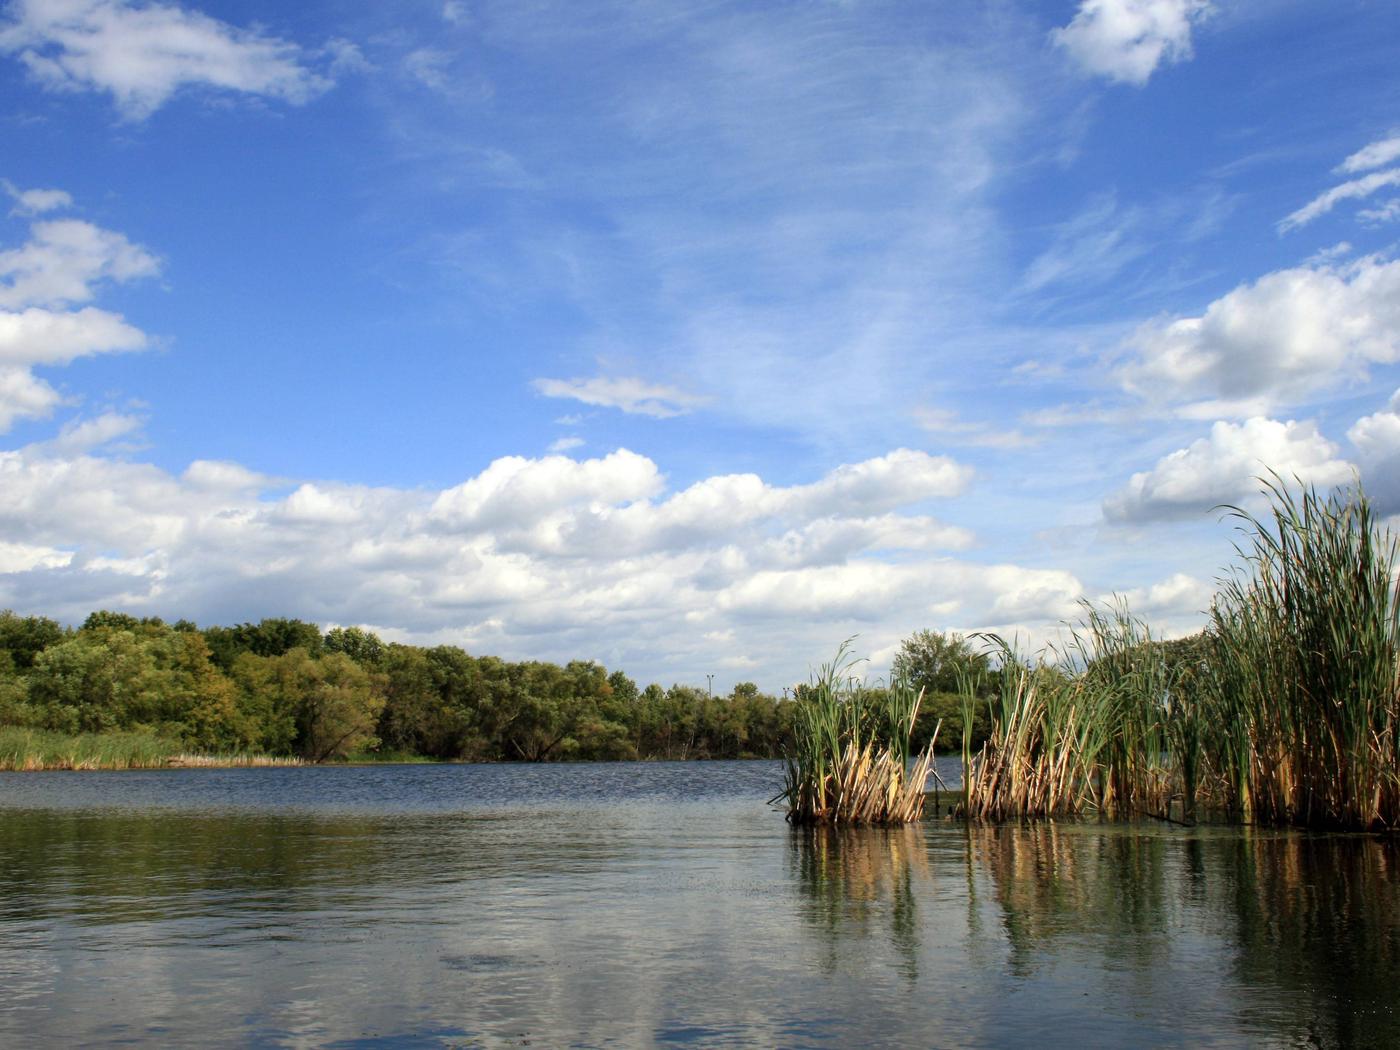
[969,822,1400,1048]
[788,823,929,979]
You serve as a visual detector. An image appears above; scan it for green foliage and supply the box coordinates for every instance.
[0,608,792,765]
[893,629,991,696]
[1204,478,1400,829]
[324,626,387,669]
[203,618,324,671]
[0,610,65,670]
[956,479,1400,831]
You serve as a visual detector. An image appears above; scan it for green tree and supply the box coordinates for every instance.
[0,610,65,670]
[230,648,385,761]
[324,626,387,669]
[204,618,324,671]
[892,630,990,695]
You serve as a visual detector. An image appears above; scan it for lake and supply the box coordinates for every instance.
[1,760,1397,1048]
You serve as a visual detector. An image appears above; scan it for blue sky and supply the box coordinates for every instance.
[1,0,1398,690]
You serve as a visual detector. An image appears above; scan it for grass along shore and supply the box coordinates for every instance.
[0,727,301,771]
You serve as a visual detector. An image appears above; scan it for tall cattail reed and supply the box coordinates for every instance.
[1204,478,1400,830]
[957,479,1400,830]
[958,606,1172,821]
[777,642,939,825]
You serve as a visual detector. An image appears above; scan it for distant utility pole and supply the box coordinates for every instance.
[706,673,714,698]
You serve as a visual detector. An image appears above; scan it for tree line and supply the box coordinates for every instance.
[0,610,1001,763]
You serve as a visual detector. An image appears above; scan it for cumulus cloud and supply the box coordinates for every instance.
[0,204,156,431]
[532,375,706,418]
[0,365,63,430]
[1118,255,1400,408]
[0,0,332,119]
[1104,417,1355,523]
[1103,572,1212,622]
[0,217,159,308]
[0,438,1047,685]
[1051,0,1210,86]
[1348,388,1400,514]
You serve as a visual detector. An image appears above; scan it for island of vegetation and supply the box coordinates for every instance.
[780,479,1400,832]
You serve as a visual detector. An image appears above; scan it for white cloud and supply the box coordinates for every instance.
[0,438,1044,686]
[1104,417,1355,523]
[547,436,584,453]
[2,180,72,216]
[1358,199,1400,227]
[532,375,706,418]
[1280,169,1400,232]
[1103,572,1212,622]
[42,410,142,454]
[0,539,71,573]
[1347,388,1400,514]
[404,48,453,93]
[0,306,148,365]
[1338,133,1400,175]
[429,449,665,531]
[0,0,332,119]
[0,206,156,431]
[0,365,62,430]
[1118,256,1400,407]
[1051,0,1210,86]
[915,407,1034,448]
[0,218,159,308]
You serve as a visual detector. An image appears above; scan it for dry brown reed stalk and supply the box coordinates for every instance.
[1204,479,1400,829]
[778,642,942,825]
[958,650,1113,821]
[162,753,304,768]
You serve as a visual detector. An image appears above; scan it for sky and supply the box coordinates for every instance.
[0,0,1397,691]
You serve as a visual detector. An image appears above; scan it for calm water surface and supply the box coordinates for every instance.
[1,760,1397,1048]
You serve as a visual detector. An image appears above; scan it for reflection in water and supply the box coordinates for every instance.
[789,825,927,980]
[1,764,1399,1048]
[968,821,1400,1048]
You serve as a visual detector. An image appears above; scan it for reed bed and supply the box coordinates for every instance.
[777,642,941,825]
[1204,479,1400,830]
[0,727,301,771]
[956,479,1400,831]
[958,607,1158,821]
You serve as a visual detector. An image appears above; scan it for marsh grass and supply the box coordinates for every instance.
[777,642,940,825]
[957,479,1400,831]
[1204,479,1400,829]
[0,727,300,771]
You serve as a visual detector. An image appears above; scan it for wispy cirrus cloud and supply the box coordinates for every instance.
[532,376,706,418]
[1281,169,1400,233]
[1280,133,1400,232]
[1337,134,1400,176]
